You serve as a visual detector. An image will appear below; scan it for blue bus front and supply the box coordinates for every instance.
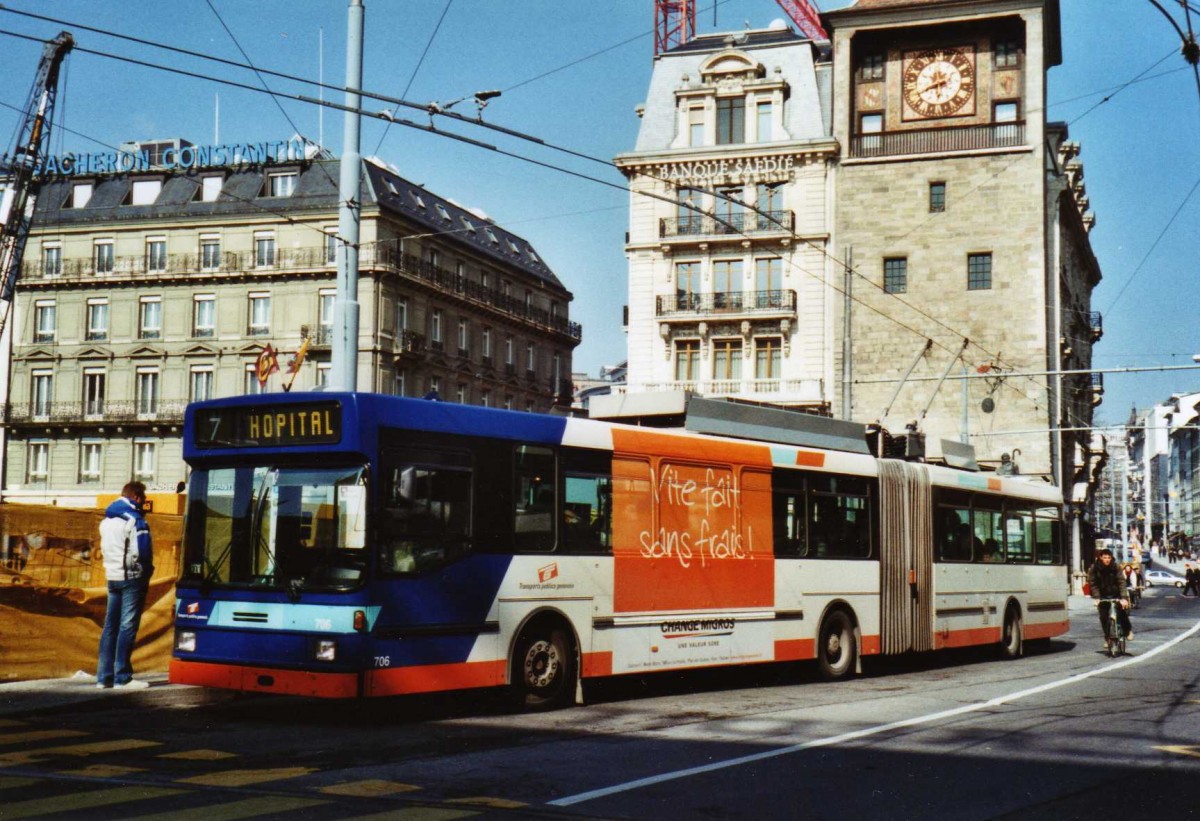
[171,394,377,697]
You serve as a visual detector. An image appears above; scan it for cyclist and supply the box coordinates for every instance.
[1088,548,1132,643]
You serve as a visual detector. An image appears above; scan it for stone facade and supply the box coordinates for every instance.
[5,150,578,507]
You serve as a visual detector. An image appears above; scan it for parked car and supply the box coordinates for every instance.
[1144,569,1184,588]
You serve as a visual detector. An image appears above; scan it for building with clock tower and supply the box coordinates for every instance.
[825,0,1102,510]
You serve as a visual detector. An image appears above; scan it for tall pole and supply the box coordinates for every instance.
[1121,449,1129,559]
[332,0,363,391]
[841,247,852,420]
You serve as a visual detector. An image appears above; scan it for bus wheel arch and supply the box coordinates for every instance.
[999,599,1023,660]
[508,609,579,711]
[816,603,858,681]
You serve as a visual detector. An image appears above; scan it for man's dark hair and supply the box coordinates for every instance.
[1097,547,1114,559]
[122,481,147,500]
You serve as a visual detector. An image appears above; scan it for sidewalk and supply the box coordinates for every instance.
[0,671,175,717]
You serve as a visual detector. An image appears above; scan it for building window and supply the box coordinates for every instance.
[325,231,338,265]
[675,339,701,382]
[968,253,993,290]
[481,390,490,408]
[716,97,745,145]
[884,257,908,294]
[83,369,106,417]
[391,368,404,396]
[94,241,114,274]
[30,370,53,418]
[676,188,702,233]
[26,441,49,482]
[755,337,782,381]
[319,289,335,344]
[756,183,783,219]
[395,298,408,333]
[80,441,102,483]
[42,245,61,277]
[504,395,513,410]
[201,175,222,202]
[248,293,270,335]
[456,384,467,404]
[929,182,946,213]
[482,327,492,359]
[859,53,885,81]
[756,100,773,142]
[146,238,167,272]
[133,440,156,480]
[755,258,782,301]
[33,300,56,343]
[860,113,883,135]
[317,362,332,388]
[139,297,162,340]
[712,259,742,309]
[713,338,742,381]
[200,235,221,270]
[190,367,213,403]
[675,262,701,310]
[193,295,215,338]
[244,364,265,395]
[254,233,276,268]
[71,183,93,209]
[435,203,451,222]
[428,376,440,396]
[505,335,514,367]
[526,342,536,373]
[995,41,1020,68]
[688,106,705,146]
[457,318,469,354]
[995,102,1019,122]
[136,368,160,416]
[714,186,744,226]
[430,309,443,345]
[130,179,162,205]
[86,299,108,341]
[268,171,298,197]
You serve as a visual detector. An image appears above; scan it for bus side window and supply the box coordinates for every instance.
[514,445,556,552]
[562,474,612,553]
[809,475,872,559]
[1003,505,1035,564]
[380,448,472,574]
[936,506,972,562]
[772,485,806,557]
[1034,506,1062,564]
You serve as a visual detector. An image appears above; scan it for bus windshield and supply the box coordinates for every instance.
[182,464,368,593]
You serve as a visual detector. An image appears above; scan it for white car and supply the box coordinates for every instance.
[1144,569,1184,588]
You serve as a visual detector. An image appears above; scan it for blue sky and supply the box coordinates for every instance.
[2,0,1197,427]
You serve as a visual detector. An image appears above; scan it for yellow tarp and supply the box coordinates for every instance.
[0,503,181,682]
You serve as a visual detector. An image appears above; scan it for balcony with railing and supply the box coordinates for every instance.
[657,289,796,318]
[639,378,824,404]
[659,210,794,240]
[393,329,426,359]
[4,400,188,426]
[849,122,1026,160]
[1089,311,1103,342]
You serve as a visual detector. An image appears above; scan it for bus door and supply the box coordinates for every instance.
[877,460,933,654]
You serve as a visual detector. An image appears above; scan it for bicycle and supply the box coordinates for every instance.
[1097,598,1127,657]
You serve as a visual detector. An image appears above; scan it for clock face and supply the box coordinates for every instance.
[903,47,976,120]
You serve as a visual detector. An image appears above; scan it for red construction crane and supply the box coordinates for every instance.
[0,31,74,339]
[653,0,827,55]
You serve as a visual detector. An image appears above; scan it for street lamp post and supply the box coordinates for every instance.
[332,0,364,392]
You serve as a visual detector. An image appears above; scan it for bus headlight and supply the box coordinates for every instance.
[176,631,197,653]
[314,639,337,662]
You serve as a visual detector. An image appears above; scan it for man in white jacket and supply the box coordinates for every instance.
[96,481,153,689]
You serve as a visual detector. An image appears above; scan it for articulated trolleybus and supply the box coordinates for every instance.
[170,392,1068,707]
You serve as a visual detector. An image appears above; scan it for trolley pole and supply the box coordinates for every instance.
[332,0,364,391]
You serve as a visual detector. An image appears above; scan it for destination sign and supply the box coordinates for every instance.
[195,401,342,448]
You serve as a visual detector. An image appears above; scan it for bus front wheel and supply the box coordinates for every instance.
[817,610,857,681]
[512,622,576,711]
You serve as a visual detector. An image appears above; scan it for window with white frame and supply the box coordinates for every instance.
[713,338,742,381]
[131,179,162,205]
[317,362,332,389]
[26,441,49,482]
[481,390,491,408]
[457,318,469,353]
[756,100,773,142]
[325,230,338,265]
[248,292,270,335]
[193,294,215,337]
[504,395,513,410]
[688,105,705,146]
[755,337,782,381]
[200,234,221,270]
[30,370,53,417]
[396,298,408,332]
[428,376,440,396]
[393,369,404,396]
[139,296,162,339]
[430,309,443,345]
[201,175,222,202]
[526,342,536,373]
[505,335,514,367]
[136,368,160,416]
[33,300,55,343]
[79,440,102,483]
[482,327,492,359]
[675,340,701,382]
[190,366,214,403]
[42,244,61,277]
[456,384,467,404]
[133,440,156,480]
[319,289,335,343]
[716,97,745,144]
[83,369,106,417]
[254,233,276,268]
[268,171,298,197]
[71,183,93,208]
[86,298,108,341]
[94,240,114,274]
[146,237,167,272]
[244,364,265,395]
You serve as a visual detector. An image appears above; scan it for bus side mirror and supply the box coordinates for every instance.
[397,467,415,503]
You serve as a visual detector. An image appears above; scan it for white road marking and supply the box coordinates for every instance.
[549,618,1200,807]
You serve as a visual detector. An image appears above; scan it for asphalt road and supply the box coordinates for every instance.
[2,586,1199,820]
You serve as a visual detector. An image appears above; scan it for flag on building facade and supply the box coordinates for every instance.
[282,336,311,393]
[255,344,280,387]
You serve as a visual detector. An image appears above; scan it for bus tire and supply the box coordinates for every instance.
[817,610,857,681]
[999,604,1023,660]
[511,620,576,711]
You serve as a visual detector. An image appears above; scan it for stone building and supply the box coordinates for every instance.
[3,140,578,507]
[825,0,1101,491]
[615,24,839,410]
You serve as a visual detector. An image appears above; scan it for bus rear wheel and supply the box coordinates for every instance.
[512,622,576,711]
[817,610,856,681]
[999,605,1023,660]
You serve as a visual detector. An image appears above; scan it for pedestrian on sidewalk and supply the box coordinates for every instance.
[1185,564,1200,598]
[95,481,154,690]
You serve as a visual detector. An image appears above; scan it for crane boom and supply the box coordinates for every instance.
[0,31,75,339]
[774,0,829,41]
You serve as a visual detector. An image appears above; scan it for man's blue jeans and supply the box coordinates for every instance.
[97,579,148,686]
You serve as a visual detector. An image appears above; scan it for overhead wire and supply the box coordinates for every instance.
[372,0,454,156]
